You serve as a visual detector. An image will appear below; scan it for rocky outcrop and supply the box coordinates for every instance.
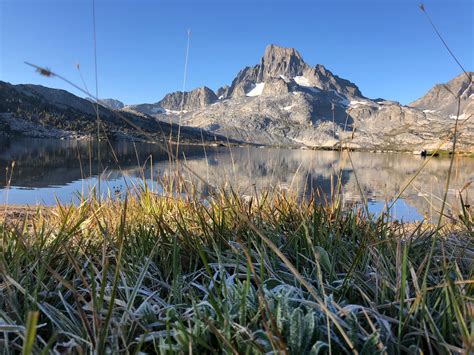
[159,86,218,111]
[262,78,292,96]
[216,85,230,99]
[125,86,218,117]
[304,64,362,98]
[346,95,474,152]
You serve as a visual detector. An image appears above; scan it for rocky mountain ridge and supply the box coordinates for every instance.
[119,44,472,151]
[0,81,233,144]
[127,87,218,116]
[162,45,472,152]
[1,44,472,152]
[409,72,473,120]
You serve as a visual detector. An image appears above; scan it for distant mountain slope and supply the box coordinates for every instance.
[98,98,125,110]
[85,97,125,110]
[0,81,234,144]
[409,72,473,120]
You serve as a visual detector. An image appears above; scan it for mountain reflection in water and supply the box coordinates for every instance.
[0,138,472,222]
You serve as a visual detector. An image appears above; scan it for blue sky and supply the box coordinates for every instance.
[1,0,472,105]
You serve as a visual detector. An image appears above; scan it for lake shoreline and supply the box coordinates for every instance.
[2,132,473,156]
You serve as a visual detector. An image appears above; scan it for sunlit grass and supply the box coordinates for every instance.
[0,184,472,353]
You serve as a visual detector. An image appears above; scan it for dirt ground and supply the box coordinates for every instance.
[0,205,46,224]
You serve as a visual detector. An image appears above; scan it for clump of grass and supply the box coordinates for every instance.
[0,184,472,353]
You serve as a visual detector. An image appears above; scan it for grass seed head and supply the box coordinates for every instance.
[36,66,54,77]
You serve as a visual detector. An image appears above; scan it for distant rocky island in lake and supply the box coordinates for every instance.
[1,45,472,152]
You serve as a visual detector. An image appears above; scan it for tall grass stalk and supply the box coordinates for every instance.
[174,29,192,158]
[91,0,101,204]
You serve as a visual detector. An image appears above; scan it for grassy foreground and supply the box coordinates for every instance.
[0,188,472,354]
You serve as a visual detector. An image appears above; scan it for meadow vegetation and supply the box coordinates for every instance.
[0,181,472,353]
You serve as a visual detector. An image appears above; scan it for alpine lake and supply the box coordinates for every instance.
[1,137,472,222]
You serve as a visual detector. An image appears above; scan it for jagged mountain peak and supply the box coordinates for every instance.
[263,44,303,60]
[260,44,305,79]
[225,44,363,99]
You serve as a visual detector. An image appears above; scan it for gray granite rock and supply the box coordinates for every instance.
[159,86,218,111]
[216,85,230,99]
[126,86,218,116]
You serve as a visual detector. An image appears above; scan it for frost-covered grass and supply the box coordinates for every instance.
[0,184,472,354]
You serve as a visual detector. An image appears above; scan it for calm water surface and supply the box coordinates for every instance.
[0,138,472,222]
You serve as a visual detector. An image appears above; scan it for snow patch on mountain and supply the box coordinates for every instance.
[294,76,312,87]
[450,113,468,120]
[165,109,188,115]
[331,91,349,106]
[246,83,265,97]
[150,107,165,114]
[350,100,373,107]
